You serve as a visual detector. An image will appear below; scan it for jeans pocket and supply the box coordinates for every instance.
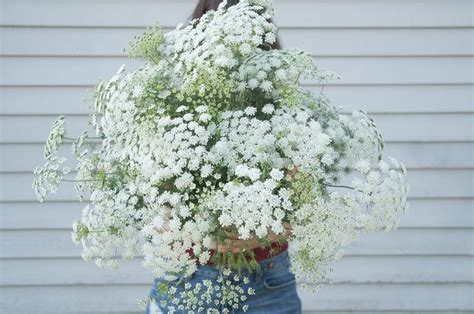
[263,269,296,290]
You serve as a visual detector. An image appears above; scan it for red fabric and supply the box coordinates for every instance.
[187,242,289,265]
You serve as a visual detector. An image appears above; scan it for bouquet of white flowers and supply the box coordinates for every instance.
[33,0,409,312]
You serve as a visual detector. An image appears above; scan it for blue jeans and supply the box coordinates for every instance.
[146,250,302,313]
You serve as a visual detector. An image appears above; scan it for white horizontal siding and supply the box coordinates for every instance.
[2,228,473,259]
[1,85,474,114]
[3,142,473,172]
[2,114,473,143]
[2,27,474,57]
[1,284,473,313]
[1,170,473,201]
[2,256,472,286]
[2,56,473,86]
[1,199,472,229]
[1,0,473,313]
[1,0,472,28]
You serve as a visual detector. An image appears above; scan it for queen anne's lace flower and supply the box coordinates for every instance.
[33,0,409,312]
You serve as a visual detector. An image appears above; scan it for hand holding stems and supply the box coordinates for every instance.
[153,221,293,254]
[214,223,293,254]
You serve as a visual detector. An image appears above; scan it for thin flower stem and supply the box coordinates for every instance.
[61,179,102,182]
[64,136,102,141]
[320,84,326,94]
[323,183,355,190]
[52,169,116,177]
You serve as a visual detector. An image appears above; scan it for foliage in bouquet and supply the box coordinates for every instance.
[33,0,409,312]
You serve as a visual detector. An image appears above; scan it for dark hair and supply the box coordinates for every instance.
[191,0,282,50]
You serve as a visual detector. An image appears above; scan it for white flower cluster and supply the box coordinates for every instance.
[350,157,410,232]
[341,109,385,164]
[290,193,359,290]
[210,109,280,169]
[33,0,409,312]
[166,0,277,94]
[33,116,71,202]
[203,179,291,240]
[32,157,70,202]
[236,49,338,104]
[271,106,337,173]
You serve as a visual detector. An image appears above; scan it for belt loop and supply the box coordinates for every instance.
[255,264,262,283]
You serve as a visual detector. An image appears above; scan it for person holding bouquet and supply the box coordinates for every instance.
[33,0,409,313]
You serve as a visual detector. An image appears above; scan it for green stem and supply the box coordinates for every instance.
[61,179,102,182]
[64,136,102,141]
[323,183,354,190]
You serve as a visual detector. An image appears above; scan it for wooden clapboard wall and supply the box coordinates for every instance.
[1,0,473,312]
